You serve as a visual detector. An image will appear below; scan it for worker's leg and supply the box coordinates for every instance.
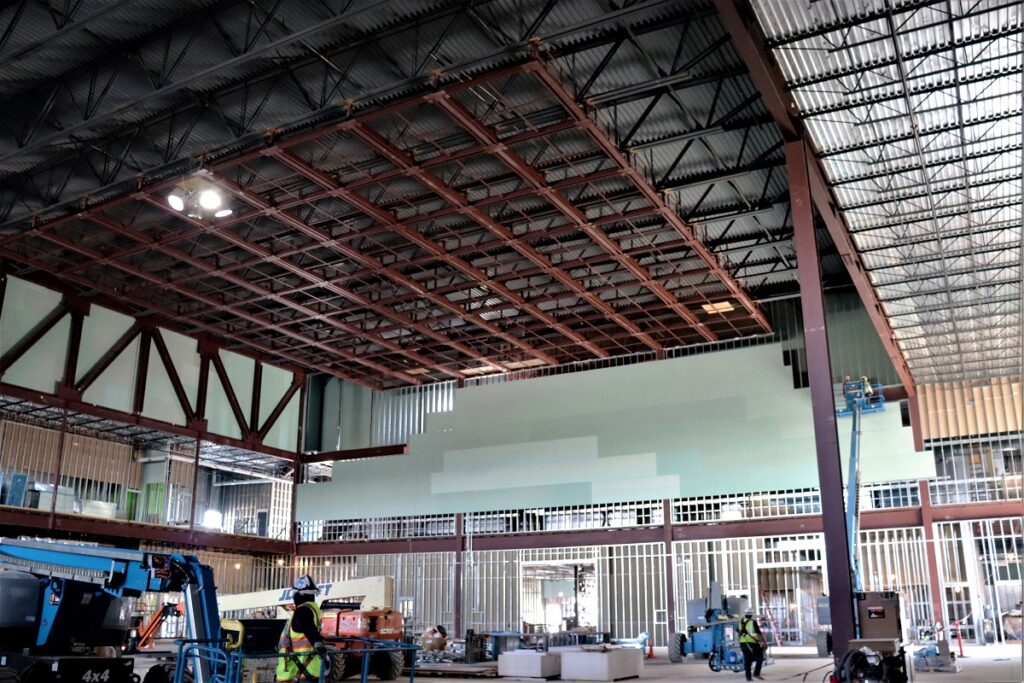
[741,643,753,681]
[752,643,764,677]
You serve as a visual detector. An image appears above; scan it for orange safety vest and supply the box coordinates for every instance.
[276,602,323,682]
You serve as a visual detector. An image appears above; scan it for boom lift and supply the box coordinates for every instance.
[0,538,220,683]
[829,379,909,683]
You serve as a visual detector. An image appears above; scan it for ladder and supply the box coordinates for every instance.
[759,589,783,647]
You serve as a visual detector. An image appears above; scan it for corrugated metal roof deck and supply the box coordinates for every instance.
[751,0,1023,383]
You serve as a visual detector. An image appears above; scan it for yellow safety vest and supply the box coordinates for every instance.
[739,617,760,644]
[276,602,323,682]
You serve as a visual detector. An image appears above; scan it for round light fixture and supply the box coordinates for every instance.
[214,208,233,218]
[167,194,185,211]
[199,189,222,210]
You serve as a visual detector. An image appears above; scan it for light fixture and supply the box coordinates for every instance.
[165,171,232,218]
[277,558,285,566]
[324,560,332,567]
[199,189,222,210]
[701,301,734,314]
[234,562,241,570]
[202,509,223,528]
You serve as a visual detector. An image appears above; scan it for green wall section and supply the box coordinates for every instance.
[1,275,301,451]
[296,344,934,521]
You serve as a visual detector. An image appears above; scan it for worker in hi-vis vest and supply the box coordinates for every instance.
[739,607,766,681]
[277,575,327,682]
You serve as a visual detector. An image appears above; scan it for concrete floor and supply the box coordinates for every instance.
[450,644,1022,683]
[628,644,1022,683]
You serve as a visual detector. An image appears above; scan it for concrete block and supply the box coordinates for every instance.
[498,651,561,679]
[560,649,642,681]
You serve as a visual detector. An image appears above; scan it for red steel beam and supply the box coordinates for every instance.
[138,201,498,376]
[712,0,915,394]
[298,443,408,464]
[131,204,469,381]
[343,122,664,353]
[257,375,303,442]
[210,173,555,367]
[529,61,773,335]
[86,213,434,385]
[269,148,609,359]
[0,245,379,389]
[0,380,300,460]
[430,92,718,343]
[0,505,292,555]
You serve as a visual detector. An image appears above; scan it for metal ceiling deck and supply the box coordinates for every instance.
[750,0,1023,383]
[0,0,804,388]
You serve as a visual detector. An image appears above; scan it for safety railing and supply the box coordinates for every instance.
[929,474,1023,505]
[298,514,457,542]
[297,477,1008,544]
[672,488,821,524]
[464,500,665,536]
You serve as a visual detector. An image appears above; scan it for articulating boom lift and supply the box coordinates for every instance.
[0,538,220,683]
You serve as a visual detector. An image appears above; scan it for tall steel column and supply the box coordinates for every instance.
[786,138,855,659]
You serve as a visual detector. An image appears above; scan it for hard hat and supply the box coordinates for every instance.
[744,607,754,616]
[293,575,320,595]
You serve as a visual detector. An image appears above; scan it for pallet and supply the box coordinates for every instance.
[411,662,499,678]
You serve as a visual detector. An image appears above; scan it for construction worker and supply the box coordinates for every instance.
[277,575,328,682]
[739,607,766,681]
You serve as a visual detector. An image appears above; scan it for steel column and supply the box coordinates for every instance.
[714,0,915,395]
[662,499,677,640]
[47,408,69,528]
[188,437,201,530]
[454,512,464,636]
[786,138,854,659]
[917,480,945,626]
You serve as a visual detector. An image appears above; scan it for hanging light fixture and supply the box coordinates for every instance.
[165,171,232,218]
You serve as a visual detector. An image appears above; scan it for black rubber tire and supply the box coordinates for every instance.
[667,633,684,663]
[0,667,21,683]
[371,651,404,680]
[327,654,350,683]
[707,653,721,672]
[143,664,171,683]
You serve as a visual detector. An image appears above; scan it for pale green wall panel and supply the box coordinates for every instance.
[220,350,254,417]
[206,368,243,439]
[161,329,201,409]
[0,277,62,355]
[263,392,300,452]
[82,337,140,412]
[142,340,187,425]
[258,363,293,427]
[77,306,133,383]
[226,344,935,522]
[3,316,70,392]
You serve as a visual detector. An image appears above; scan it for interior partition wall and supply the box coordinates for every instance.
[934,517,1023,644]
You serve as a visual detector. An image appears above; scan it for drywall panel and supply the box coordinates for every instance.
[0,277,62,353]
[220,350,255,417]
[258,362,293,428]
[3,315,69,392]
[82,336,140,412]
[142,340,188,426]
[263,392,300,452]
[161,329,201,408]
[77,306,134,382]
[296,344,929,521]
[206,368,243,440]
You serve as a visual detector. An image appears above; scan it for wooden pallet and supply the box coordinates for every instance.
[410,662,499,678]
